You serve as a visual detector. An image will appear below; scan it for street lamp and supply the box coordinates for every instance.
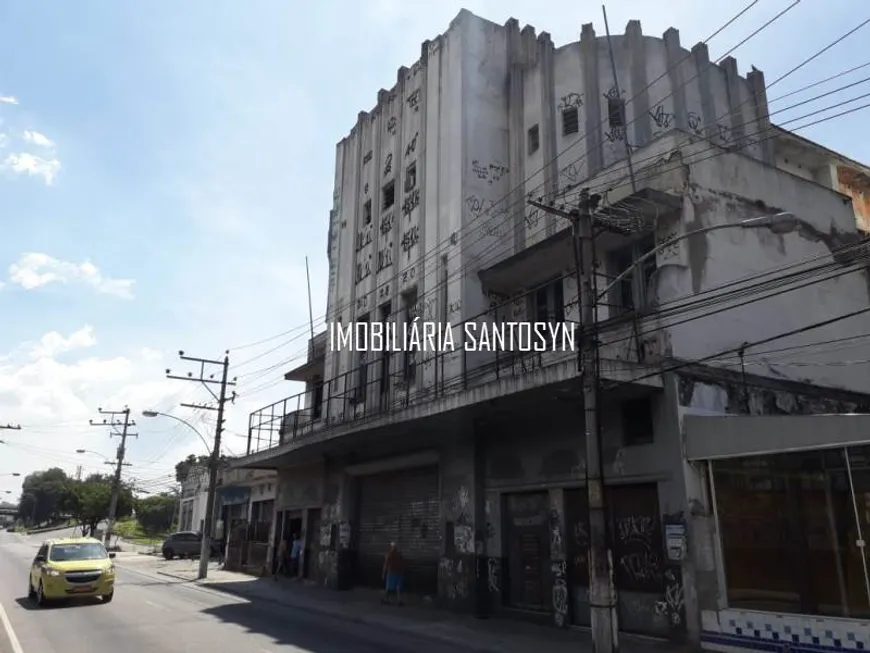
[597,212,799,300]
[141,410,212,454]
[1,473,20,477]
[75,449,118,466]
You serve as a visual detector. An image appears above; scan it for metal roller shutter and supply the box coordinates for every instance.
[357,466,440,594]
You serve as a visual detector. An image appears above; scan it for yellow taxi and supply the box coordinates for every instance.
[27,537,116,606]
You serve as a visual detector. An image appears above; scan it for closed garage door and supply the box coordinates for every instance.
[357,466,440,594]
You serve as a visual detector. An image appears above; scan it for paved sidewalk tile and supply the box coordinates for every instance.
[151,566,675,653]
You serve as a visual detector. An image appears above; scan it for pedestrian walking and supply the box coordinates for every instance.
[381,542,404,606]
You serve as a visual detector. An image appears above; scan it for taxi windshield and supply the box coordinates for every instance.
[48,542,108,562]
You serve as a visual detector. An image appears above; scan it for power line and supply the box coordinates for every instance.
[226,2,767,353]
[89,406,136,546]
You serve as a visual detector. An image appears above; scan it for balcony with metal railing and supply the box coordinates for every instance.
[243,298,662,460]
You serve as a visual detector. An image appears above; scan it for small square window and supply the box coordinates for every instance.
[608,98,626,128]
[363,199,372,225]
[528,124,540,155]
[404,162,417,193]
[382,181,395,210]
[562,107,579,136]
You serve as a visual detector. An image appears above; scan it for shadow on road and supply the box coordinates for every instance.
[14,596,102,611]
[198,600,453,653]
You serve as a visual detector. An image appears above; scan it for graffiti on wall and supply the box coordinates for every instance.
[471,159,509,185]
[487,557,501,594]
[439,557,469,600]
[655,568,685,627]
[402,187,420,217]
[558,92,583,111]
[614,515,663,586]
[401,225,420,258]
[405,132,418,158]
[551,560,569,626]
[406,89,420,112]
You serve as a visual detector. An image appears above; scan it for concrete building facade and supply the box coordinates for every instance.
[237,10,870,651]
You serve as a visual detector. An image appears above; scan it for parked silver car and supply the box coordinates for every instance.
[161,531,222,560]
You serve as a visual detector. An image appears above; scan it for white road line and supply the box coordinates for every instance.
[0,601,24,653]
[144,600,164,610]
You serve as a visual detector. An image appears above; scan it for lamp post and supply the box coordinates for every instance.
[141,411,212,455]
[142,410,217,576]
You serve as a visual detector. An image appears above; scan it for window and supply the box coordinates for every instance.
[562,107,579,136]
[363,199,372,225]
[622,397,654,445]
[312,377,324,420]
[528,124,540,155]
[532,278,565,324]
[354,313,370,401]
[379,302,392,395]
[404,162,417,193]
[608,97,626,129]
[401,289,417,383]
[382,181,395,210]
[712,446,870,619]
[608,235,657,314]
[49,542,108,562]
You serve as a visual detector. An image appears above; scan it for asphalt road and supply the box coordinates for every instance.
[0,530,457,653]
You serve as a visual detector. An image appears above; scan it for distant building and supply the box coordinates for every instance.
[235,9,870,651]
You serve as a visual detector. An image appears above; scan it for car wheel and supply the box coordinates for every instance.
[36,581,46,607]
[27,578,34,599]
[163,549,174,560]
[101,592,114,603]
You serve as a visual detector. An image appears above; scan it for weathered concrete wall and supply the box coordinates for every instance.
[651,142,870,394]
[276,464,323,511]
[438,437,482,611]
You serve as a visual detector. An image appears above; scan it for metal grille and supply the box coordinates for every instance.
[356,466,440,594]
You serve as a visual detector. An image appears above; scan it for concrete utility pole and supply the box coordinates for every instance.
[167,350,236,580]
[90,407,136,546]
[530,190,619,653]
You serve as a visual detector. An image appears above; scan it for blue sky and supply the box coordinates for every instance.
[1,0,868,497]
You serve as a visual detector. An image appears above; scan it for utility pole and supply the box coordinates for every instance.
[89,407,136,546]
[530,191,619,653]
[167,350,236,580]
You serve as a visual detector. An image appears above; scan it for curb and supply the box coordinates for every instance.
[152,569,499,653]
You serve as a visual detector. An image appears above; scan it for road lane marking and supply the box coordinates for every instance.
[0,601,24,653]
[144,600,165,610]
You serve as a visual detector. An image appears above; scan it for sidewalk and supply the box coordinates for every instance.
[150,563,676,653]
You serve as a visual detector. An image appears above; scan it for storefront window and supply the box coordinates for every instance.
[712,446,870,619]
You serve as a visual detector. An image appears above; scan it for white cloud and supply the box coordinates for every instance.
[0,332,198,494]
[22,130,55,148]
[8,253,136,299]
[2,152,61,185]
[0,96,18,105]
[29,325,97,360]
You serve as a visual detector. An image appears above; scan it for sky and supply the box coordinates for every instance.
[1,0,868,501]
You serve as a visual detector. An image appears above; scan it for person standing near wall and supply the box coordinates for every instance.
[290,533,302,578]
[381,542,405,606]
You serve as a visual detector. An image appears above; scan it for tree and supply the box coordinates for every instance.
[175,454,210,484]
[68,474,135,535]
[174,453,228,484]
[18,468,75,526]
[136,493,177,535]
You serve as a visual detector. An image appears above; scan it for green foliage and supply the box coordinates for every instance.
[174,453,228,484]
[175,454,210,484]
[17,468,134,532]
[18,468,75,525]
[135,494,177,535]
